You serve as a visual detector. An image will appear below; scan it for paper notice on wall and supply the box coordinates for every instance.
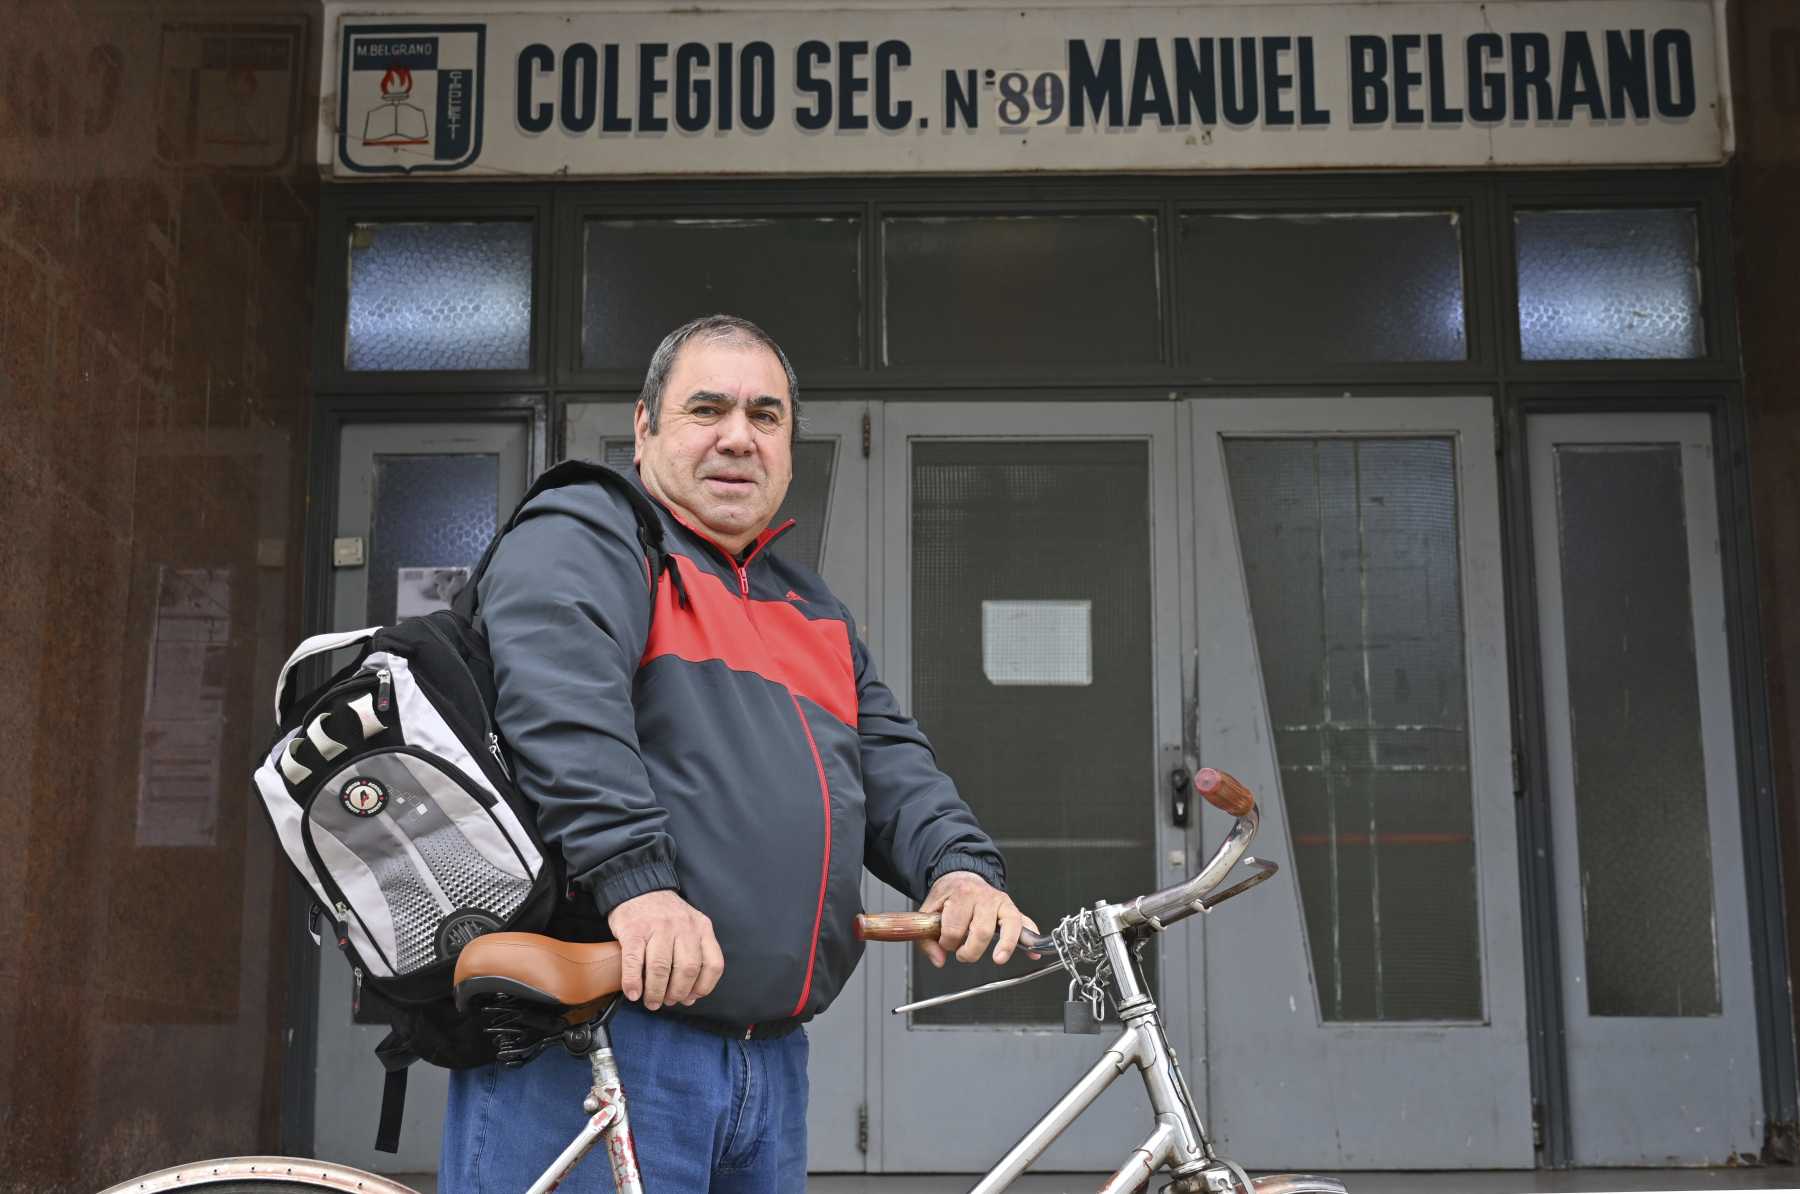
[396,566,472,618]
[137,567,233,848]
[982,599,1093,686]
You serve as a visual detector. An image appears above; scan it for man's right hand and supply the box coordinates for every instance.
[607,890,725,1011]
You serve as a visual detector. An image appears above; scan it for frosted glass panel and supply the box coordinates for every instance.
[883,215,1162,366]
[1181,212,1466,366]
[910,441,1153,1025]
[1226,437,1482,1022]
[347,222,533,371]
[1554,443,1720,1017]
[1515,209,1703,360]
[582,217,861,370]
[369,454,500,627]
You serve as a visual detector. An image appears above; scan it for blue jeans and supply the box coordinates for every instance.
[440,1002,809,1193]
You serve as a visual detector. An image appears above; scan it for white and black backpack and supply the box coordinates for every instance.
[252,461,668,1150]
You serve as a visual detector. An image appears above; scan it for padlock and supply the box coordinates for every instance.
[1063,998,1104,1034]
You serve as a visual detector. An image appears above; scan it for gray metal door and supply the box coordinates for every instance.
[317,419,531,1173]
[564,400,873,1171]
[1188,397,1533,1169]
[870,402,1192,1173]
[1527,412,1763,1164]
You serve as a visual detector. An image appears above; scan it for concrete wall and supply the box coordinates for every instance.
[0,1,322,1188]
[1729,0,1800,1152]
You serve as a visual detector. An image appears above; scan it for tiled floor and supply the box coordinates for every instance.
[391,1168,1800,1193]
[804,1171,1800,1194]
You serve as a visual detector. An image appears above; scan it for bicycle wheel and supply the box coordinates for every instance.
[96,1156,423,1194]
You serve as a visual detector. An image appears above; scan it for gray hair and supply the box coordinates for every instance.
[638,314,801,440]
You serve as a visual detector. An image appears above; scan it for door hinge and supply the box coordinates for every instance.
[1511,743,1524,799]
[861,411,871,458]
[856,1101,870,1154]
[1531,1100,1544,1151]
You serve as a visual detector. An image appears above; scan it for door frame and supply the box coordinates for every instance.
[298,168,1796,1163]
[867,399,1192,1173]
[1501,385,1795,1166]
[1186,394,1533,1169]
[1525,409,1762,1163]
[561,397,878,1171]
[284,397,545,1155]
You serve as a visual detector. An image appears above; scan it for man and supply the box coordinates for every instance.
[441,315,1028,1192]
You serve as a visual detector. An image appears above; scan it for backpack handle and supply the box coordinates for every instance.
[273,626,382,721]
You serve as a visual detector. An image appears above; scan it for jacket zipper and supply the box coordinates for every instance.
[788,694,833,1019]
[726,520,795,599]
[654,506,796,600]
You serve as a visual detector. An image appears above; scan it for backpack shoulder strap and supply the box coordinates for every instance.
[453,460,669,619]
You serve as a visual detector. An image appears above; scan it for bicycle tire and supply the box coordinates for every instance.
[1250,1174,1351,1194]
[95,1156,422,1194]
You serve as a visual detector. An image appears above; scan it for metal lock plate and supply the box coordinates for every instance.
[333,536,366,568]
[1063,999,1103,1035]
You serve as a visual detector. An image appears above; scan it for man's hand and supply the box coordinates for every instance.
[607,890,725,1010]
[917,871,1037,968]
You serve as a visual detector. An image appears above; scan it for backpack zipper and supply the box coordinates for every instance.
[486,731,511,780]
[376,667,392,713]
[352,964,365,1015]
[416,617,512,781]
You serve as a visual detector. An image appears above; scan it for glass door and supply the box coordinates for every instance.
[870,402,1190,1172]
[317,419,531,1172]
[565,399,872,1170]
[1188,397,1533,1168]
[1527,412,1763,1164]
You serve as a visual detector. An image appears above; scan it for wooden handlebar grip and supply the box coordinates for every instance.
[855,912,943,942]
[1195,767,1256,817]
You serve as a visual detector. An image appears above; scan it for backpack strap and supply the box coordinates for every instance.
[453,460,679,619]
[373,1030,413,1154]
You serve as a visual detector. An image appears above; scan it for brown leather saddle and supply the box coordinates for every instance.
[453,933,625,1026]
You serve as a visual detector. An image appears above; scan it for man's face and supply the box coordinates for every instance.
[634,337,794,555]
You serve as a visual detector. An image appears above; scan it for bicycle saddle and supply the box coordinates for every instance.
[453,932,623,1017]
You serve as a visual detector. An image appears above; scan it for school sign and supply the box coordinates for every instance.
[325,0,1730,177]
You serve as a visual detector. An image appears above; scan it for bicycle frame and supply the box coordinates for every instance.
[523,1023,644,1194]
[101,771,1345,1194]
[872,770,1349,1194]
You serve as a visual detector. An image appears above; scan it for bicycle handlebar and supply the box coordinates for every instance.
[854,768,1262,945]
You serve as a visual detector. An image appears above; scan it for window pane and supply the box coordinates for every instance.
[909,440,1155,1025]
[1225,437,1482,1022]
[883,215,1161,366]
[369,453,499,626]
[1516,209,1703,360]
[346,222,533,371]
[582,217,862,371]
[1554,443,1720,1017]
[1180,212,1466,367]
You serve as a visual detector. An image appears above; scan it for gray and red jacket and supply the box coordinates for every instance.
[477,467,1006,1030]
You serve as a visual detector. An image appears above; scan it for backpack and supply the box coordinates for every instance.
[251,461,670,1152]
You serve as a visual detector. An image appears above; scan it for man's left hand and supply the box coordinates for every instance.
[917,871,1037,968]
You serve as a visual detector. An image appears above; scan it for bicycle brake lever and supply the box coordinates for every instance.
[890,958,1070,1015]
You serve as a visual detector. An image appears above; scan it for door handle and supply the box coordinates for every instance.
[1169,766,1192,828]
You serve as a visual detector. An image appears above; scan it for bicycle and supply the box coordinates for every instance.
[102,768,1349,1194]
